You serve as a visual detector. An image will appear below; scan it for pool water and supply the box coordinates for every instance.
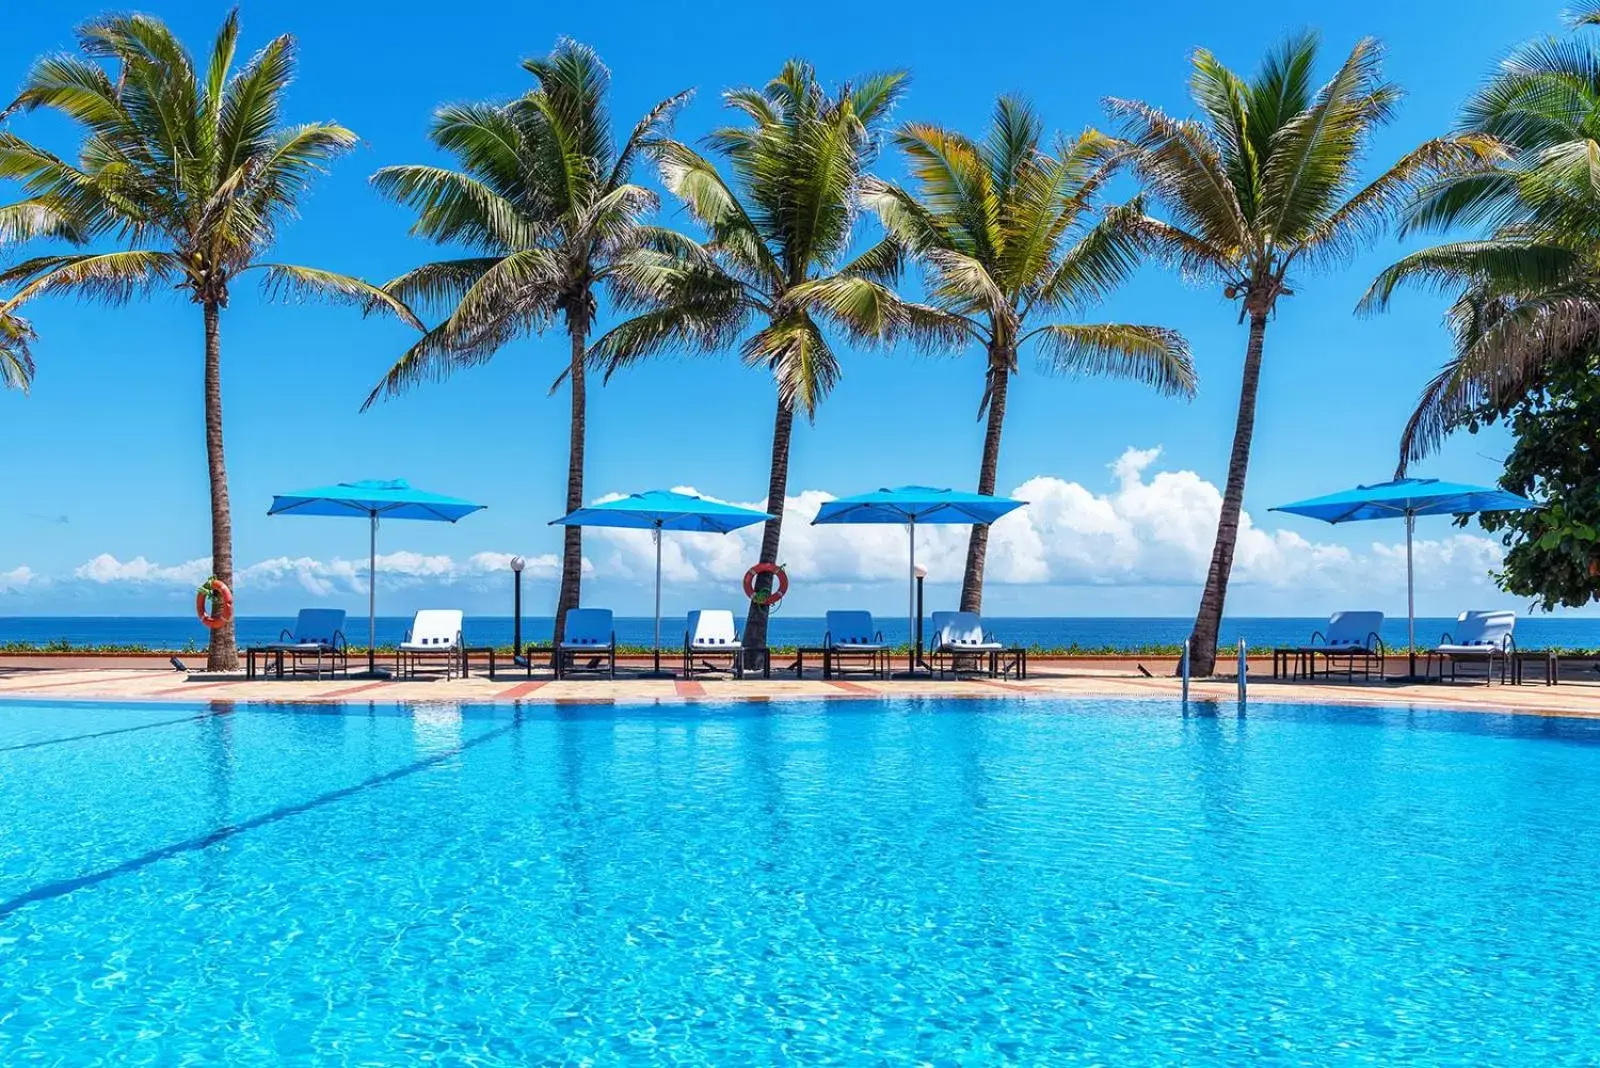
[1,697,1598,1064]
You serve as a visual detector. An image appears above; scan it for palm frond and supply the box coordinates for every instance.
[0,250,177,307]
[252,264,424,330]
[0,310,37,392]
[1027,322,1196,397]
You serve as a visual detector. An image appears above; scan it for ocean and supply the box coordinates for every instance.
[3,615,1598,651]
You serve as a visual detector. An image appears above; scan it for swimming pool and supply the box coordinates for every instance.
[0,696,1596,1064]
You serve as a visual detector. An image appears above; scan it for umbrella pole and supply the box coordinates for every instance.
[654,523,663,675]
[369,512,378,675]
[906,520,918,676]
[1406,512,1416,679]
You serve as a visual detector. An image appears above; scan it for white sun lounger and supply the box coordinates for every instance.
[824,610,890,678]
[682,609,744,678]
[1273,610,1385,681]
[930,611,1004,678]
[557,608,616,679]
[1427,610,1516,684]
[396,609,464,680]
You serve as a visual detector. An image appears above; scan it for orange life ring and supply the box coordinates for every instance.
[195,577,234,629]
[743,563,788,609]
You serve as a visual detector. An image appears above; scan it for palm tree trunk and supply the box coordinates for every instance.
[742,394,795,656]
[554,314,587,651]
[960,358,1010,613]
[203,299,238,672]
[1188,310,1268,676]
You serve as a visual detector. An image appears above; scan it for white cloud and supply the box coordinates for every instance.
[580,451,1506,603]
[33,451,1509,613]
[62,549,583,599]
[74,554,211,586]
[0,565,33,591]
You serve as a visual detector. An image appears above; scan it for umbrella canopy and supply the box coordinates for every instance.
[1272,478,1534,675]
[268,479,485,523]
[1270,478,1533,525]
[813,486,1026,674]
[813,485,1025,526]
[552,490,773,674]
[554,489,775,534]
[269,479,486,675]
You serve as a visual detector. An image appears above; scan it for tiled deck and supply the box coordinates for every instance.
[2,664,1599,719]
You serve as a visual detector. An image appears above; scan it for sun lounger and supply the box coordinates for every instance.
[1272,611,1385,681]
[396,609,464,680]
[557,608,616,679]
[1427,610,1516,684]
[823,610,890,679]
[930,611,1006,678]
[247,608,348,679]
[682,609,744,678]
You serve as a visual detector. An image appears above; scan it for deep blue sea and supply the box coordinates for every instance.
[2,614,1598,650]
[2,696,1598,1062]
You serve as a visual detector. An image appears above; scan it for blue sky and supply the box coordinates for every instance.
[0,0,1564,619]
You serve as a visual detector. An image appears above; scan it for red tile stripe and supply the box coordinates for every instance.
[0,671,155,693]
[496,681,547,700]
[826,680,878,695]
[311,681,397,700]
[150,679,247,697]
[674,680,706,698]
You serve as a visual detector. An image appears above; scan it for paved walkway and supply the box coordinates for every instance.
[1,664,1597,719]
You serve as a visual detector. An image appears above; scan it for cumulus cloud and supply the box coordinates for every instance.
[580,449,1506,601]
[63,550,578,597]
[74,554,211,585]
[32,448,1509,611]
[0,565,33,591]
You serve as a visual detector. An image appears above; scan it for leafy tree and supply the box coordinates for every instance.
[367,41,689,647]
[0,11,413,670]
[597,61,944,654]
[1460,353,1600,610]
[864,97,1195,613]
[1109,33,1494,674]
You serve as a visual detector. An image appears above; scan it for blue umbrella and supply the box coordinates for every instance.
[551,490,773,675]
[812,486,1026,674]
[1272,478,1535,674]
[269,479,486,674]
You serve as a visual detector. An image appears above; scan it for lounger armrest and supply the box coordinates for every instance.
[823,630,832,648]
[1309,630,1327,646]
[334,629,347,653]
[1439,630,1453,645]
[1368,633,1384,653]
[874,630,883,643]
[278,627,295,642]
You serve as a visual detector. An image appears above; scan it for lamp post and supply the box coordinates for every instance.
[914,564,927,674]
[510,556,525,658]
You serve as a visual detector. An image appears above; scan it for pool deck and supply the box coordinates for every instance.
[2,661,1599,718]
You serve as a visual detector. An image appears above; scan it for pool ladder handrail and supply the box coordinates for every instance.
[1237,637,1247,706]
[1180,638,1190,704]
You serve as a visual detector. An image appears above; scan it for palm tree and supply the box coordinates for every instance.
[1109,33,1498,674]
[864,97,1196,613]
[596,60,946,655]
[0,11,414,671]
[1363,14,1600,469]
[366,41,689,648]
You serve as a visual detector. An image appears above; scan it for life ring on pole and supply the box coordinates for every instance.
[195,577,234,630]
[743,563,789,610]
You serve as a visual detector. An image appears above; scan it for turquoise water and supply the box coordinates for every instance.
[1,697,1598,1064]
